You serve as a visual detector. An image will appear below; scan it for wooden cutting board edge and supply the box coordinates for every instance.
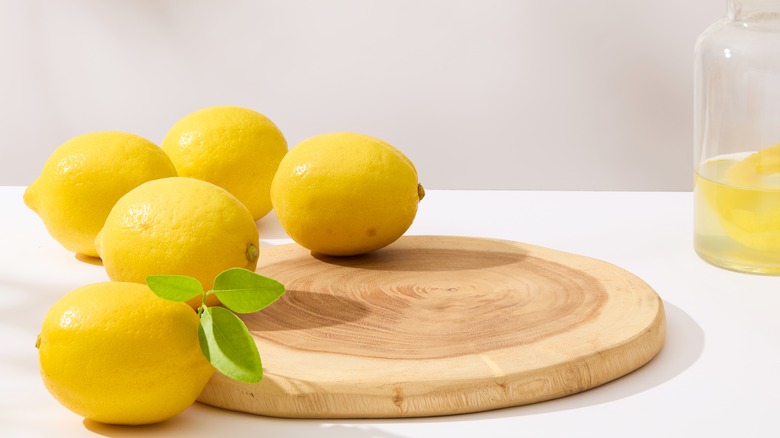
[197,235,667,419]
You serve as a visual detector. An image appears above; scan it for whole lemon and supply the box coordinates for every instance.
[23,131,177,257]
[270,132,424,256]
[161,106,288,221]
[95,177,259,307]
[37,282,214,425]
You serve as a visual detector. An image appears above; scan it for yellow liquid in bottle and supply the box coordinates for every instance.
[694,149,780,274]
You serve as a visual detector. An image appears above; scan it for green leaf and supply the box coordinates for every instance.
[198,306,263,383]
[146,275,203,302]
[212,267,285,314]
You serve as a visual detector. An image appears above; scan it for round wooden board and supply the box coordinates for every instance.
[197,235,666,418]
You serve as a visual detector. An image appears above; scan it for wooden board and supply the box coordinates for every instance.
[197,235,665,418]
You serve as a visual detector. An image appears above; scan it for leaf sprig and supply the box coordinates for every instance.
[146,268,285,383]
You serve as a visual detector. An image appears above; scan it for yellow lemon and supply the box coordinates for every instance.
[720,144,780,250]
[724,143,780,189]
[270,132,424,256]
[37,282,214,425]
[95,177,259,308]
[23,131,177,257]
[161,106,288,221]
[702,144,780,250]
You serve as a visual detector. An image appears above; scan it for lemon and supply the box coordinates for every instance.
[95,177,259,308]
[706,144,780,251]
[37,282,214,425]
[161,106,288,221]
[270,132,424,256]
[23,132,177,257]
[725,143,780,189]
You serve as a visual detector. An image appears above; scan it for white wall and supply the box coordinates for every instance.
[0,0,723,190]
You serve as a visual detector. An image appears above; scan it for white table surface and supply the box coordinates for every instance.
[2,187,778,437]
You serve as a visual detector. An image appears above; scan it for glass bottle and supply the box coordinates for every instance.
[694,0,780,274]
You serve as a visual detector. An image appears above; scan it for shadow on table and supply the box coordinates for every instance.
[415,299,704,421]
[83,408,408,438]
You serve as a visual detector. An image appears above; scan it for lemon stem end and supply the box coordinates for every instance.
[246,243,259,263]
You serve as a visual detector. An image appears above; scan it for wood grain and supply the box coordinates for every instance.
[197,235,665,418]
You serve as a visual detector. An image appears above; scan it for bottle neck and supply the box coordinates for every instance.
[729,0,780,19]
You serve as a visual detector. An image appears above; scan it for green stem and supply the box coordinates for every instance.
[197,290,215,317]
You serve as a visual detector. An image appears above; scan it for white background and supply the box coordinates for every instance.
[0,0,723,190]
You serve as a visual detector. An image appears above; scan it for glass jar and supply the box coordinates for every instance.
[694,0,780,274]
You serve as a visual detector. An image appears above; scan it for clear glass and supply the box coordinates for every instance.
[694,0,780,273]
